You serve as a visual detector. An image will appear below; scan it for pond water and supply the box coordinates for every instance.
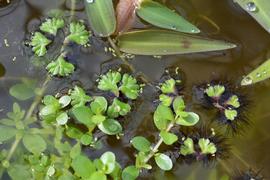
[0,0,270,179]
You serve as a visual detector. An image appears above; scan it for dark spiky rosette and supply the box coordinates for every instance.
[233,169,264,180]
[192,80,250,134]
[154,66,185,107]
[168,126,229,165]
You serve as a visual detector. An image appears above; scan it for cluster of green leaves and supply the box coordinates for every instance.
[204,85,241,121]
[30,18,91,77]
[180,137,217,156]
[159,78,181,106]
[97,70,142,99]
[126,79,200,177]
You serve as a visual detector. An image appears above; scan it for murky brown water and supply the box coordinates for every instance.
[0,0,270,179]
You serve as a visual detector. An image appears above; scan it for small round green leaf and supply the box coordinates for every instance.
[72,106,94,126]
[98,119,122,135]
[88,171,107,180]
[0,125,17,143]
[131,136,151,152]
[122,166,139,180]
[22,134,47,154]
[154,153,173,171]
[100,151,116,174]
[9,83,35,101]
[56,112,69,125]
[176,112,199,126]
[160,131,178,145]
[71,155,95,179]
[154,104,174,130]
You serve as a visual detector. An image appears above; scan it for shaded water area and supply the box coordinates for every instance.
[0,0,270,179]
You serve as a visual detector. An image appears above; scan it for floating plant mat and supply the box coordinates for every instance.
[0,0,270,179]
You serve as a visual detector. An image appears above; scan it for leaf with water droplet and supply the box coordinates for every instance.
[234,0,270,33]
[241,58,270,86]
[118,29,236,55]
[137,0,200,33]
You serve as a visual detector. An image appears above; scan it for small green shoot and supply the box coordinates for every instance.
[205,85,225,98]
[46,56,75,77]
[180,137,195,156]
[198,138,217,155]
[30,32,51,57]
[40,18,64,36]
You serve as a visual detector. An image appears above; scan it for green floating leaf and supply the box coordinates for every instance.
[98,119,122,135]
[122,166,139,180]
[119,74,140,99]
[100,151,116,174]
[7,164,32,180]
[107,98,131,118]
[40,18,64,35]
[84,0,116,37]
[0,125,17,142]
[98,71,121,96]
[66,126,84,139]
[56,112,69,125]
[9,83,35,101]
[118,29,236,55]
[70,142,81,159]
[224,109,238,121]
[90,96,108,115]
[22,134,47,154]
[71,155,95,179]
[180,137,195,156]
[70,86,92,107]
[154,153,173,171]
[176,112,199,126]
[80,134,93,145]
[72,106,94,127]
[46,56,75,77]
[160,79,176,94]
[198,138,217,155]
[30,32,51,57]
[234,0,270,33]
[137,0,200,33]
[226,95,240,108]
[131,136,151,152]
[173,96,185,116]
[88,172,107,180]
[66,22,90,45]
[160,131,178,145]
[241,58,270,86]
[159,94,173,106]
[205,85,225,98]
[154,104,174,130]
[59,95,71,108]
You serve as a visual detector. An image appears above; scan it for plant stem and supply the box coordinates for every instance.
[144,122,174,163]
[4,75,51,163]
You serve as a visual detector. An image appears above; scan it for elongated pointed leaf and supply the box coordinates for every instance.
[234,0,270,33]
[116,0,139,33]
[84,0,116,37]
[118,29,236,55]
[136,0,200,33]
[241,58,270,86]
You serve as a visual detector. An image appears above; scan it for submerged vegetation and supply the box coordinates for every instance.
[0,0,269,179]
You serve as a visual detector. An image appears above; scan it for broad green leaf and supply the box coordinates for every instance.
[198,138,217,155]
[153,104,174,130]
[70,86,92,107]
[88,171,107,180]
[122,166,139,180]
[159,94,173,106]
[226,95,240,108]
[135,152,152,169]
[0,125,17,142]
[66,126,84,139]
[131,136,151,152]
[30,32,51,57]
[107,98,131,118]
[118,29,236,55]
[180,137,195,156]
[72,106,94,127]
[160,79,176,94]
[154,153,173,171]
[160,131,178,145]
[173,96,185,116]
[90,96,108,114]
[234,0,270,33]
[84,0,116,37]
[40,18,64,35]
[137,0,200,33]
[92,115,106,124]
[205,85,225,98]
[56,112,69,125]
[7,164,32,180]
[98,119,122,135]
[224,109,238,121]
[100,151,116,174]
[71,155,95,179]
[98,71,121,95]
[9,83,35,101]
[176,112,199,126]
[59,95,71,108]
[66,22,90,45]
[22,134,47,154]
[241,58,270,86]
[70,142,81,159]
[80,134,93,145]
[46,56,75,77]
[119,74,140,99]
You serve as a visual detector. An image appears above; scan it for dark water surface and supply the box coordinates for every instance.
[0,0,270,179]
